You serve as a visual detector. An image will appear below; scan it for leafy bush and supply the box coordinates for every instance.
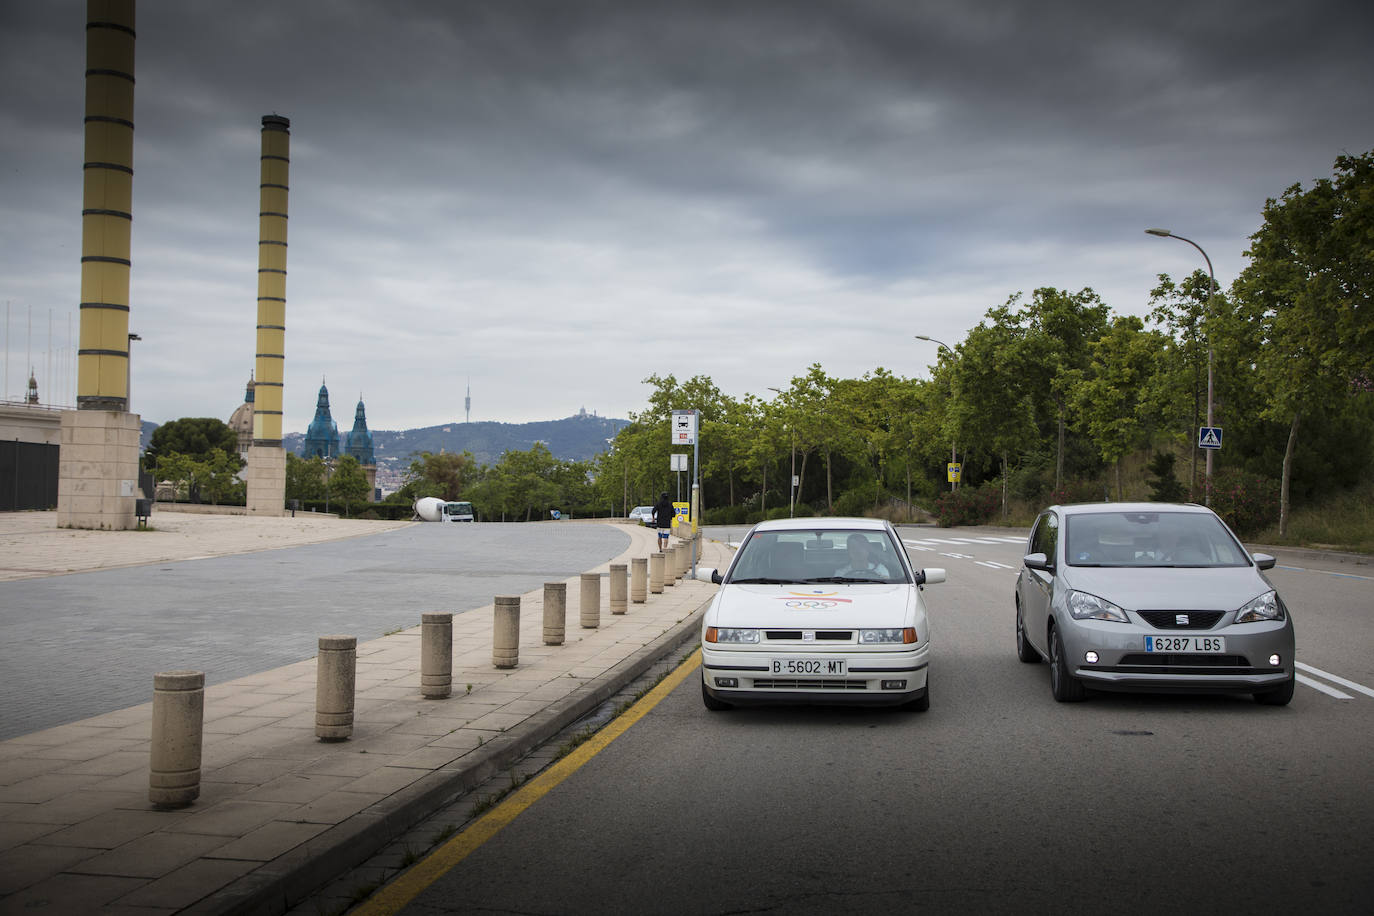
[832,489,872,518]
[933,484,1000,527]
[1146,453,1188,502]
[1201,468,1280,536]
[1045,479,1105,507]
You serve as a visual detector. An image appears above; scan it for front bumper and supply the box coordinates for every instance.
[701,643,930,706]
[1057,616,1295,693]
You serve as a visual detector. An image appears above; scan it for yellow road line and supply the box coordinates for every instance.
[354,647,703,915]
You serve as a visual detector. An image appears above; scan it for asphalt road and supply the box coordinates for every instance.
[385,526,1374,915]
[0,523,629,741]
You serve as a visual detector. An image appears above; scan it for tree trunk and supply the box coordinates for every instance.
[905,457,912,522]
[1115,458,1123,502]
[824,445,833,513]
[761,462,767,517]
[798,451,810,509]
[1055,403,1065,490]
[1002,452,1009,519]
[1280,412,1300,537]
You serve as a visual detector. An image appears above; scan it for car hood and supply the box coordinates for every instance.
[712,584,913,627]
[1064,565,1271,612]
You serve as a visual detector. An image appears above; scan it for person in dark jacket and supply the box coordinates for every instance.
[651,492,674,551]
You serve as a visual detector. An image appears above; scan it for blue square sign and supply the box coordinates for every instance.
[1198,426,1223,449]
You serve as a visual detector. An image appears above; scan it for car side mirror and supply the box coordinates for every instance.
[711,569,723,584]
[1251,552,1276,571]
[914,567,945,586]
[691,567,720,583]
[1023,552,1051,571]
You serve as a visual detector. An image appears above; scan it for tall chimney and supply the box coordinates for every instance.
[77,0,136,411]
[245,115,290,515]
[58,0,143,530]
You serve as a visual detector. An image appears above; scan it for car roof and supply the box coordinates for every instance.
[1051,502,1212,516]
[750,516,891,532]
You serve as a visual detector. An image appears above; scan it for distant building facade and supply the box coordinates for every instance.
[301,382,340,460]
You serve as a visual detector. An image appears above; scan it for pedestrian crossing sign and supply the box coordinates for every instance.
[1198,426,1223,449]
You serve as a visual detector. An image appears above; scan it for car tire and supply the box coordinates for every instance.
[1254,673,1295,706]
[1016,600,1041,663]
[901,674,930,712]
[1049,625,1085,703]
[701,679,732,711]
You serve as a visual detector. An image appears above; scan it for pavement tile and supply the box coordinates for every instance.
[238,773,356,805]
[0,775,124,807]
[203,714,285,735]
[67,830,227,879]
[300,751,402,778]
[388,715,470,737]
[0,871,146,914]
[345,732,436,756]
[389,745,473,770]
[54,750,147,777]
[16,737,142,762]
[0,842,101,895]
[336,766,426,798]
[163,799,298,837]
[0,819,60,854]
[0,755,66,786]
[203,820,330,862]
[466,711,530,732]
[426,731,486,751]
[110,856,258,910]
[202,755,309,785]
[287,790,385,826]
[29,808,176,850]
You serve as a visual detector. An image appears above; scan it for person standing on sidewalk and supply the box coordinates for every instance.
[652,491,674,552]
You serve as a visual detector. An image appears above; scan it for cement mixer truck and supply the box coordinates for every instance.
[414,497,475,522]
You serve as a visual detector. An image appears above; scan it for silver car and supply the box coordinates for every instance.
[1015,503,1295,705]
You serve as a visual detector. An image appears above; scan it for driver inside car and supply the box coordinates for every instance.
[836,533,890,578]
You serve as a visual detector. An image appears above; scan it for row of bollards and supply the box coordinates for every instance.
[149,539,696,808]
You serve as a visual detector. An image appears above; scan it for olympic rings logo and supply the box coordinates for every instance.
[783,599,839,609]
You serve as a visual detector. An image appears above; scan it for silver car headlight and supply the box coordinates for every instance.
[1235,590,1284,623]
[1066,590,1130,623]
[859,628,917,644]
[705,627,761,644]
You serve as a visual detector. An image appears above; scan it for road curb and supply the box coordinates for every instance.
[194,596,712,916]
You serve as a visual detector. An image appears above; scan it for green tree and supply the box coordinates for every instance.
[146,417,237,463]
[1236,150,1374,534]
[192,448,245,506]
[403,451,477,502]
[330,455,371,514]
[285,453,326,502]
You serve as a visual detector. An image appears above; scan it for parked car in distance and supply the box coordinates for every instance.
[698,517,944,711]
[1015,503,1295,705]
[628,505,655,525]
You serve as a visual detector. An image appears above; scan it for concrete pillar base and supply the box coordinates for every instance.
[149,670,204,809]
[493,596,520,668]
[630,557,647,604]
[56,409,141,531]
[315,636,356,741]
[421,613,453,698]
[246,446,286,516]
[580,573,601,628]
[543,582,566,645]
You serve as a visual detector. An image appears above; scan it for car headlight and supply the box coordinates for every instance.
[1066,590,1130,623]
[1235,590,1284,623]
[858,628,918,644]
[705,627,760,644]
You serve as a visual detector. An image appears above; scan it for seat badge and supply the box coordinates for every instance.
[1176,614,1189,626]
[802,631,815,642]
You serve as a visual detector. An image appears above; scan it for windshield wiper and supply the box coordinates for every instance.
[806,576,881,584]
[728,577,795,585]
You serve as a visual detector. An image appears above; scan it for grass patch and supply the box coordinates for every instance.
[468,770,530,818]
[1252,483,1374,554]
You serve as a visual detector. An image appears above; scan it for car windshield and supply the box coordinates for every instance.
[1064,511,1250,568]
[726,528,910,584]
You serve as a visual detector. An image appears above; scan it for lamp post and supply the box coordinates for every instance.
[915,335,958,491]
[126,332,141,413]
[766,387,795,517]
[1146,228,1216,505]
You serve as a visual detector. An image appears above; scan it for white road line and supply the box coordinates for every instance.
[1296,662,1374,698]
[991,536,1030,543]
[976,560,1014,570]
[1297,674,1354,699]
[968,538,1007,544]
[940,552,972,559]
[1276,564,1374,582]
[905,545,935,552]
[926,538,967,544]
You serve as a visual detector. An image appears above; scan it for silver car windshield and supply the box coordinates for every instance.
[1065,511,1249,568]
[727,529,910,584]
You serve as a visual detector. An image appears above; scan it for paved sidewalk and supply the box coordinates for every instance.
[0,512,727,915]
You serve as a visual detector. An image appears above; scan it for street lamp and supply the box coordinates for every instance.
[766,386,795,518]
[126,332,141,413]
[915,335,958,491]
[1146,228,1216,505]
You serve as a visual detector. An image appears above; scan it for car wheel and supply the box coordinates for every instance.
[1016,600,1041,663]
[901,673,930,712]
[701,679,732,711]
[1254,673,1295,706]
[1049,625,1085,703]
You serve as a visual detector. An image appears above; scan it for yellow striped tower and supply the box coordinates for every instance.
[58,0,142,530]
[246,115,290,514]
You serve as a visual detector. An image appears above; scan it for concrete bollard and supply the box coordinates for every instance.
[421,612,453,699]
[609,563,627,615]
[675,542,689,578]
[630,557,647,603]
[493,596,520,668]
[663,547,677,586]
[316,636,357,741]
[149,670,204,808]
[650,552,665,593]
[580,572,601,628]
[543,582,567,645]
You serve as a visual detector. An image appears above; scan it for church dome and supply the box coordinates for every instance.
[227,375,255,456]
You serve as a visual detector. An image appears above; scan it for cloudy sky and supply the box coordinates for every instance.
[2,0,1371,433]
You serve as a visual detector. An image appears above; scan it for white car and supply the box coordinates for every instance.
[698,517,944,711]
[628,505,655,525]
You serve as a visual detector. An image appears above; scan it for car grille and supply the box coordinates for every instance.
[751,679,869,690]
[1137,611,1226,629]
[764,630,854,641]
[1108,653,1255,675]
